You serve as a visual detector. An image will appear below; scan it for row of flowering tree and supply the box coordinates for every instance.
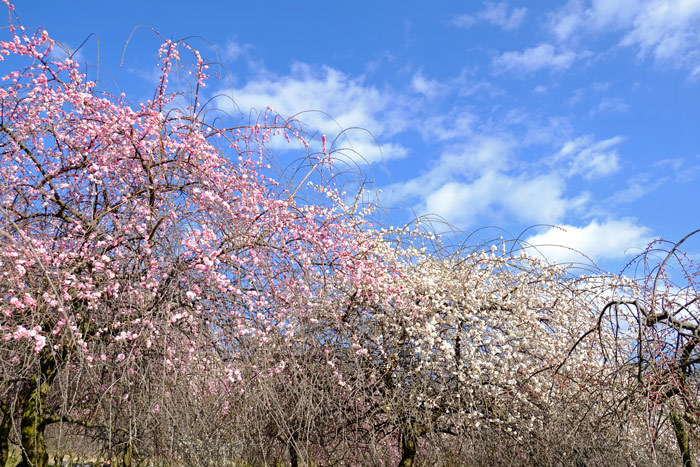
[0,2,695,465]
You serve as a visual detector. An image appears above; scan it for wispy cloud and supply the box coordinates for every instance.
[417,108,478,142]
[611,173,667,204]
[549,0,700,76]
[654,157,700,182]
[590,97,630,116]
[493,43,577,73]
[220,40,251,62]
[622,1,700,72]
[610,157,700,204]
[548,0,641,41]
[390,136,514,194]
[452,2,527,30]
[555,135,625,179]
[410,71,449,99]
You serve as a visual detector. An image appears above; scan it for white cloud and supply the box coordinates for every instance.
[220,40,251,62]
[555,135,624,179]
[451,14,478,28]
[549,0,700,75]
[452,2,527,30]
[549,0,642,41]
[622,0,700,67]
[417,171,582,228]
[590,97,630,115]
[416,110,482,142]
[655,157,700,182]
[383,130,603,229]
[331,140,408,165]
[411,72,449,99]
[524,219,653,264]
[458,80,505,98]
[395,136,513,191]
[568,88,586,106]
[522,116,574,146]
[550,10,581,41]
[215,63,409,163]
[567,81,613,107]
[493,43,577,73]
[424,174,502,226]
[612,173,666,203]
[611,158,699,204]
[383,136,514,210]
[503,174,579,224]
[481,2,528,29]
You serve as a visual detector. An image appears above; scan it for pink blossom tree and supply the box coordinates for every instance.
[0,3,395,464]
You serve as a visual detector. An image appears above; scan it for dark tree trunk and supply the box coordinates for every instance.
[123,442,134,467]
[398,431,417,467]
[670,411,695,467]
[17,350,58,467]
[18,375,50,467]
[0,406,11,467]
[289,442,299,467]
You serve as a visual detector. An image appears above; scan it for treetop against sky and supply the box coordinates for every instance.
[16,0,700,271]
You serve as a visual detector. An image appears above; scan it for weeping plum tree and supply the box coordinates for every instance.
[592,230,700,466]
[308,237,647,465]
[0,2,397,464]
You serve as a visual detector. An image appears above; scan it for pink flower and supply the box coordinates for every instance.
[13,326,31,339]
[33,334,46,353]
[23,293,37,307]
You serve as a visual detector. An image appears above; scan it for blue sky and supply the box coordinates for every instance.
[16,1,700,272]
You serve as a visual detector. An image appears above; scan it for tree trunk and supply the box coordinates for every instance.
[0,406,10,467]
[289,442,299,467]
[123,442,134,467]
[18,375,49,467]
[17,350,58,467]
[398,431,417,467]
[670,411,695,467]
